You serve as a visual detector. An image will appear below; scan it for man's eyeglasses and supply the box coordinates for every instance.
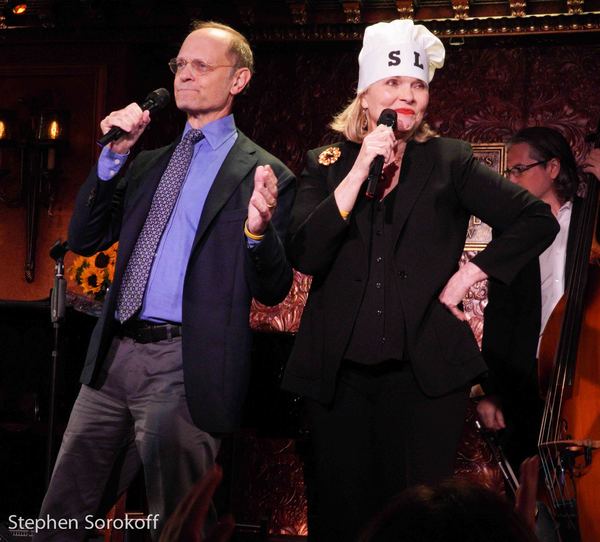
[503,160,548,178]
[168,58,234,76]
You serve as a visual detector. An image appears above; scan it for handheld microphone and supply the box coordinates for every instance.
[365,109,398,199]
[97,88,171,147]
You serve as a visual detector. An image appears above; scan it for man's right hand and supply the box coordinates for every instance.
[100,103,151,155]
[476,394,506,430]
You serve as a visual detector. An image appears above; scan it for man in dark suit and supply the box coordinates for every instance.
[34,21,295,541]
[478,127,591,469]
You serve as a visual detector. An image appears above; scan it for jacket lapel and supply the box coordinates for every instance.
[391,141,434,246]
[126,142,178,213]
[354,140,435,249]
[191,131,258,253]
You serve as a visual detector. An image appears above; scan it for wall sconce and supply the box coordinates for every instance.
[12,3,28,16]
[36,110,67,171]
[0,111,14,140]
[0,109,18,204]
[0,107,68,283]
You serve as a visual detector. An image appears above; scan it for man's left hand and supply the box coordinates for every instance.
[247,165,278,236]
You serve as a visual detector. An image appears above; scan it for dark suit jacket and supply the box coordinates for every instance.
[482,197,582,400]
[69,130,296,433]
[282,138,559,405]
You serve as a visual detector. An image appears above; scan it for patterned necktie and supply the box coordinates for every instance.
[116,128,204,322]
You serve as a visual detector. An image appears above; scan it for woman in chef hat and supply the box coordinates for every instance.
[282,19,558,540]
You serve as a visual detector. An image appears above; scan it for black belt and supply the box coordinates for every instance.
[118,320,182,343]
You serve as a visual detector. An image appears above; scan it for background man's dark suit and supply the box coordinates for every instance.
[69,131,295,433]
[482,197,581,466]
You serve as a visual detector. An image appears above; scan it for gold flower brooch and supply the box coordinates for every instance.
[318,146,341,166]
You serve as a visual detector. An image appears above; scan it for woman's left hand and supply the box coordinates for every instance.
[438,261,488,321]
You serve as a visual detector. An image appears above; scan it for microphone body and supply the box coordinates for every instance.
[365,109,398,199]
[97,88,170,147]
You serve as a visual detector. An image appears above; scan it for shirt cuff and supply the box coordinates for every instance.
[247,237,262,248]
[97,146,129,181]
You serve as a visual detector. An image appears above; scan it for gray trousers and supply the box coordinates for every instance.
[33,336,220,541]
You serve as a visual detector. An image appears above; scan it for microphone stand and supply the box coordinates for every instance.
[46,239,69,488]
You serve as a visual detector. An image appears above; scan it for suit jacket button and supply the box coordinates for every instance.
[397,270,407,279]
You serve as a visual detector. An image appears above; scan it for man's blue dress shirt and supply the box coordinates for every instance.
[98,115,238,323]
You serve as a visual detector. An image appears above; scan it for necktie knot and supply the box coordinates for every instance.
[184,129,204,146]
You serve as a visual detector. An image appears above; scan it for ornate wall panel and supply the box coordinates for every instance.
[229,433,309,536]
[426,42,600,154]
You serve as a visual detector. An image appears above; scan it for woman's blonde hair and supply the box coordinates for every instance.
[329,94,436,144]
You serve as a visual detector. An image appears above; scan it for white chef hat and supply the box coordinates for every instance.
[357,19,445,93]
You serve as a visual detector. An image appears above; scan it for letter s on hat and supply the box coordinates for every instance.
[388,50,401,66]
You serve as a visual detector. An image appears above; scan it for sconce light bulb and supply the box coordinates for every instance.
[12,3,28,15]
[0,121,5,140]
[49,120,60,140]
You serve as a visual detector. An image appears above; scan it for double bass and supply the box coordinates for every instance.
[537,126,600,542]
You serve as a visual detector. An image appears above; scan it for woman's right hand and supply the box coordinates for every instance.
[350,124,397,182]
[100,102,151,155]
[333,124,398,216]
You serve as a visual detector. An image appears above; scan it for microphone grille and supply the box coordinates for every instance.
[146,88,171,109]
[378,108,397,129]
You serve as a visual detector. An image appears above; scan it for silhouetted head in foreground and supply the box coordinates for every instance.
[359,478,538,542]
